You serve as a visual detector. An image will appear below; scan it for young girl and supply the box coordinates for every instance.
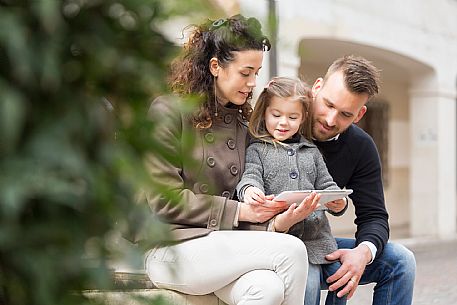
[236,76,348,298]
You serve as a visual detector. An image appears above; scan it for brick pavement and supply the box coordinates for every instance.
[319,236,457,305]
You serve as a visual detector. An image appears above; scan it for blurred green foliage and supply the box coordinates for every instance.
[0,0,214,304]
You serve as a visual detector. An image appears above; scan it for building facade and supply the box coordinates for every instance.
[231,0,457,238]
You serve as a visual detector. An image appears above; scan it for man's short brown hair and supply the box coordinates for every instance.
[324,55,381,99]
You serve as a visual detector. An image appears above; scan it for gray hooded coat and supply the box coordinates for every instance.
[236,137,344,264]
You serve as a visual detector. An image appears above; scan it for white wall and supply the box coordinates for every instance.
[240,0,457,237]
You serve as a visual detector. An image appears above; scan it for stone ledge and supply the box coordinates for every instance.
[111,271,156,289]
[84,289,227,305]
[83,271,228,305]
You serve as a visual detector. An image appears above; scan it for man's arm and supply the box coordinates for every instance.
[349,134,389,257]
[327,127,389,299]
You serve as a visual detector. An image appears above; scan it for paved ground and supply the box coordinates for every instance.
[319,235,457,305]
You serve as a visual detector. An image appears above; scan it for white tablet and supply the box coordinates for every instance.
[273,189,353,206]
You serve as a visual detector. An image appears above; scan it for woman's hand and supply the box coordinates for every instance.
[273,192,321,232]
[238,195,288,223]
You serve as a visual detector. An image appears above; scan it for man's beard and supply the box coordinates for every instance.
[312,120,338,141]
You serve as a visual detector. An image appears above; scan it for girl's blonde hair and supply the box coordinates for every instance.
[249,76,313,142]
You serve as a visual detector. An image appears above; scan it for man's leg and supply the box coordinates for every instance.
[304,263,323,305]
[330,238,416,305]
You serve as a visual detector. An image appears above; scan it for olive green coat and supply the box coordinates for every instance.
[144,96,268,243]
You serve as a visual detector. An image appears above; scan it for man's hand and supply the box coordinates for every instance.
[325,197,347,213]
[325,244,372,299]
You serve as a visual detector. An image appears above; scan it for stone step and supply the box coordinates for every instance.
[83,271,228,305]
[85,289,227,305]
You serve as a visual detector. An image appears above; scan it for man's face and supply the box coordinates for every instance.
[311,71,368,141]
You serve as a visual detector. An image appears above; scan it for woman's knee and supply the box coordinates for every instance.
[282,234,308,269]
[244,271,285,305]
[278,233,307,257]
[216,270,285,305]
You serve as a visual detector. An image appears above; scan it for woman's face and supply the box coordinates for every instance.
[214,50,264,106]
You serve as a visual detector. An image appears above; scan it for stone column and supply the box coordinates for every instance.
[409,81,457,237]
[276,46,301,78]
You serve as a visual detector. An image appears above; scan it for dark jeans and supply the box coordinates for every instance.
[304,238,416,305]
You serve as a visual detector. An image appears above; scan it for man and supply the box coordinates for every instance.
[305,55,416,305]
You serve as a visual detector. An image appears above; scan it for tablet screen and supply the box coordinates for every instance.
[273,189,353,206]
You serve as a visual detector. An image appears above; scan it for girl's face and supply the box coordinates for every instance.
[214,50,264,106]
[265,96,304,142]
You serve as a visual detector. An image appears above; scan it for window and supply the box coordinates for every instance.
[356,100,390,186]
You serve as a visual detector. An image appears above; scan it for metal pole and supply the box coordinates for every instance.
[268,0,277,78]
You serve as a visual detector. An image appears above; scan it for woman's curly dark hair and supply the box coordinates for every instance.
[169,14,271,128]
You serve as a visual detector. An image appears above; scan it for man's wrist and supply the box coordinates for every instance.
[359,241,377,264]
[328,197,348,216]
[356,244,372,265]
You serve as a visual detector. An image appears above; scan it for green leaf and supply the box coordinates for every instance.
[0,82,25,155]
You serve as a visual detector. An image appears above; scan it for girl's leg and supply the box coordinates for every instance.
[304,263,323,305]
[322,261,347,305]
[145,230,308,305]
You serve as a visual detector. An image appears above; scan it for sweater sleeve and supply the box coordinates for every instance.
[348,137,389,257]
[145,96,237,231]
[236,143,266,201]
[313,148,348,217]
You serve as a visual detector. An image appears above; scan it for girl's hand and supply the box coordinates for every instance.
[325,198,347,213]
[244,186,266,205]
[273,192,321,232]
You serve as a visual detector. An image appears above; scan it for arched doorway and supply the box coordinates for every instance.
[297,38,436,238]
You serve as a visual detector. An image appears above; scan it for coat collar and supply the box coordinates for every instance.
[250,135,316,149]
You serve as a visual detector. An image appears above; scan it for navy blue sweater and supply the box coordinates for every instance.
[314,124,389,257]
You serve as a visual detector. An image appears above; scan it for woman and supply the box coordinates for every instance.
[145,15,319,305]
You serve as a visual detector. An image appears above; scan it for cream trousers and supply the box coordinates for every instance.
[145,230,308,305]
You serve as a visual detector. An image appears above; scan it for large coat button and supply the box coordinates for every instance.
[227,138,236,150]
[224,114,233,124]
[289,171,298,179]
[230,165,238,176]
[287,148,295,156]
[209,219,217,227]
[206,156,216,167]
[204,132,215,143]
[199,183,209,193]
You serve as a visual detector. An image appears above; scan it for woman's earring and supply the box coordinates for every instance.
[213,75,218,117]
